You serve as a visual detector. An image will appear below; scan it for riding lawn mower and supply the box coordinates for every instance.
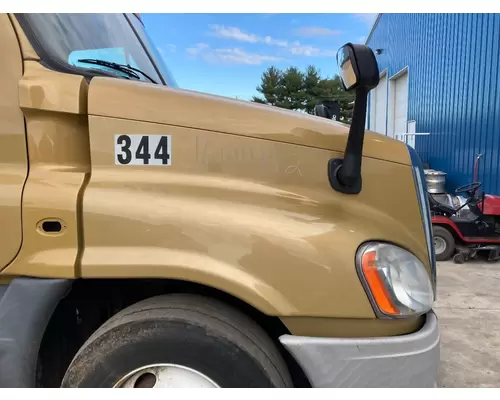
[429,154,500,264]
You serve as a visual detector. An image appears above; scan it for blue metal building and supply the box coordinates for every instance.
[366,13,500,195]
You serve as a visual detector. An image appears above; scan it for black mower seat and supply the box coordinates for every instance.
[428,193,457,216]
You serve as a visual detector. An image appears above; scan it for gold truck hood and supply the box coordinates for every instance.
[88,77,410,166]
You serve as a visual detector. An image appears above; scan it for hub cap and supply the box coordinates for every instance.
[114,364,220,388]
[434,236,447,255]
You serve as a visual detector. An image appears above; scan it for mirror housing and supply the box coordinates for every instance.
[337,43,379,92]
[328,43,380,195]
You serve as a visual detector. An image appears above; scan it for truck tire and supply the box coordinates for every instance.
[433,225,455,261]
[60,294,293,388]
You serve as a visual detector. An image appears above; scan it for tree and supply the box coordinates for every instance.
[252,65,355,123]
[251,66,282,106]
[303,65,323,114]
[279,67,305,110]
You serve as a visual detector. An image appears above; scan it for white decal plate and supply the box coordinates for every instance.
[114,134,172,166]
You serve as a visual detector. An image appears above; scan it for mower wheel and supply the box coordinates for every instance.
[433,225,455,261]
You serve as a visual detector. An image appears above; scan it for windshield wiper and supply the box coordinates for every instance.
[77,58,158,84]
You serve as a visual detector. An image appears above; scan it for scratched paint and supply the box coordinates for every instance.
[194,136,302,176]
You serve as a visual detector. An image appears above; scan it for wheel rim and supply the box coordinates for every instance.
[114,364,220,388]
[434,236,447,255]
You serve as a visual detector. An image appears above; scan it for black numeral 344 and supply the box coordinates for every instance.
[117,135,170,165]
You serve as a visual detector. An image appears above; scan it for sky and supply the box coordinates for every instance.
[141,13,378,100]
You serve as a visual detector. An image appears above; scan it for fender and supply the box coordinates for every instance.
[479,194,500,216]
[0,278,72,387]
[432,216,500,244]
[82,116,430,319]
[432,216,463,238]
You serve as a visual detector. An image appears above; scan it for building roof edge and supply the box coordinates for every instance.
[365,13,382,45]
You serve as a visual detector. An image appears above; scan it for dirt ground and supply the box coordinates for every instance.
[435,259,500,387]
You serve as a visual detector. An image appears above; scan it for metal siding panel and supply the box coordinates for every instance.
[451,13,462,180]
[367,13,500,195]
[489,15,500,194]
[481,14,492,190]
[469,15,481,182]
[437,14,445,167]
[420,14,435,160]
[446,15,457,172]
[458,14,472,181]
[448,14,459,179]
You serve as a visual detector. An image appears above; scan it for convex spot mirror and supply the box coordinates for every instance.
[336,43,380,92]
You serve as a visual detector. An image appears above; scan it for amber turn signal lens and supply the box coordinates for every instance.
[361,250,399,315]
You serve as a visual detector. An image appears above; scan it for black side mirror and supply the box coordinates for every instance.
[337,43,379,92]
[328,43,379,195]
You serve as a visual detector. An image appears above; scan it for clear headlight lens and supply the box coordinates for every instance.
[357,242,434,318]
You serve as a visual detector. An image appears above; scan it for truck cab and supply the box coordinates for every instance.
[0,13,439,388]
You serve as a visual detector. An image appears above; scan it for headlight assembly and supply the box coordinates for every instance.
[356,242,434,318]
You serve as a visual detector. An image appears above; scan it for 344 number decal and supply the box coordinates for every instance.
[115,134,171,166]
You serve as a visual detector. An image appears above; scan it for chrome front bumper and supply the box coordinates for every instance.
[279,311,440,388]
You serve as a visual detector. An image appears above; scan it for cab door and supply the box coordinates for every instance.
[0,14,28,268]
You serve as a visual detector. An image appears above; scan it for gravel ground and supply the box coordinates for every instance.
[435,259,500,387]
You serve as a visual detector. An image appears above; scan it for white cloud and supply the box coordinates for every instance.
[289,45,320,56]
[294,26,342,37]
[358,35,367,43]
[201,25,338,60]
[166,44,177,53]
[186,43,209,56]
[207,24,337,57]
[209,25,259,43]
[263,35,289,47]
[158,44,177,55]
[209,24,288,48]
[289,42,336,57]
[354,13,378,25]
[207,48,286,65]
[186,43,286,65]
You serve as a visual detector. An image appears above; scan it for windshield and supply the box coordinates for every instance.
[18,13,178,87]
[128,14,178,87]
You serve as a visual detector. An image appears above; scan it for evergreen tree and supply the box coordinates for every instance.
[252,65,355,123]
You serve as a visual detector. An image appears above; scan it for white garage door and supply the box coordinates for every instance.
[391,72,408,138]
[369,73,387,134]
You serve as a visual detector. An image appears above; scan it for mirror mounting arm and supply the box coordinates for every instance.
[328,87,368,195]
